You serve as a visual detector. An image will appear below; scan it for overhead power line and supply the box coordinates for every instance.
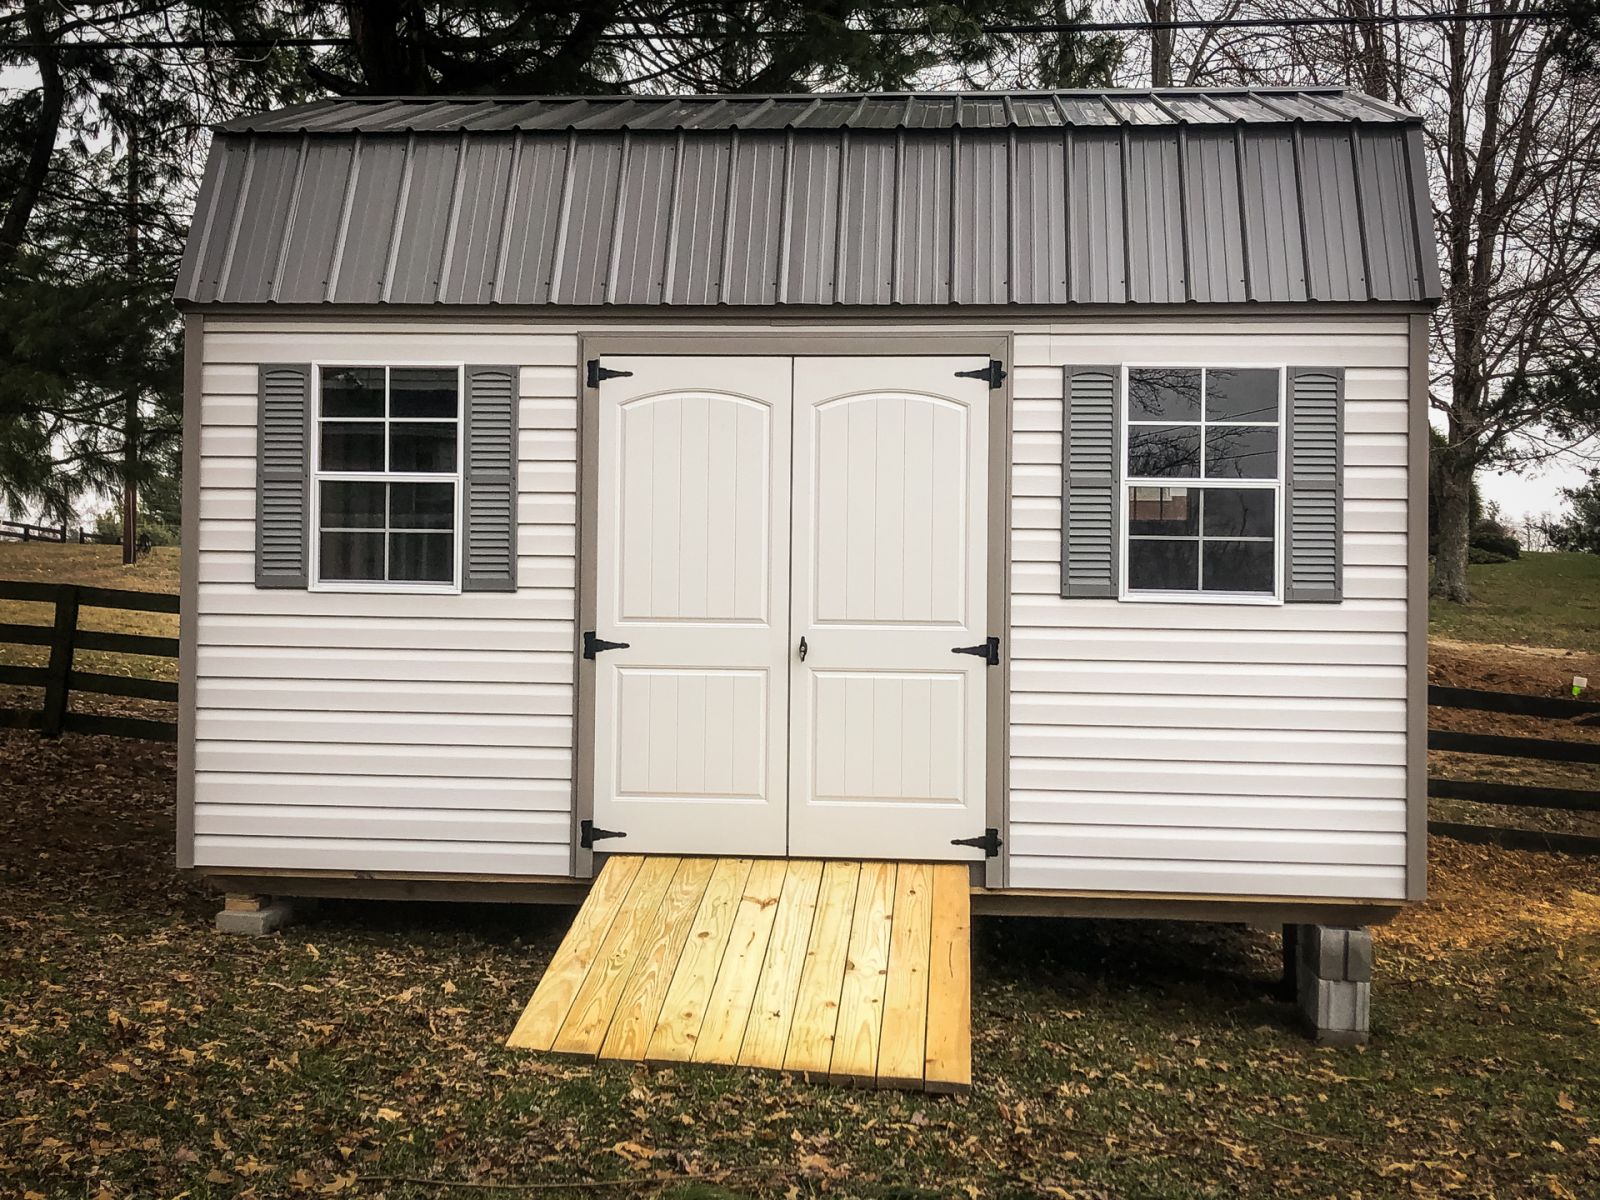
[0,9,1564,53]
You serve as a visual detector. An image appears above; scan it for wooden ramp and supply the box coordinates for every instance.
[507,856,971,1093]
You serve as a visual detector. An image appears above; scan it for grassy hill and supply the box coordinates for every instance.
[1429,551,1600,654]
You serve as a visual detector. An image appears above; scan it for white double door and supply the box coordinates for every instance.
[590,355,991,861]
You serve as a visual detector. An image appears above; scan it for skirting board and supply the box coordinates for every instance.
[198,868,1404,925]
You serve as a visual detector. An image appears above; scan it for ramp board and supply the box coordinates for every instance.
[507,855,972,1093]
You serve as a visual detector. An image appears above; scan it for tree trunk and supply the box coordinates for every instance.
[0,0,65,267]
[1432,457,1474,603]
[1149,0,1174,87]
[122,123,140,566]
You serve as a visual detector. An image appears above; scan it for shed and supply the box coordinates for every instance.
[174,90,1436,978]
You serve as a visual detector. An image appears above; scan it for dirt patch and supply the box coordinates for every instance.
[1382,835,1600,956]
[1430,637,1599,698]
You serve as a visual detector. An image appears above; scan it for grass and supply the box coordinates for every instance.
[2,733,1599,1200]
[1429,552,1600,654]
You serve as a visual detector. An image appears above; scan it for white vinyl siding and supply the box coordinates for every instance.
[1009,318,1412,899]
[193,322,578,875]
[191,313,1414,897]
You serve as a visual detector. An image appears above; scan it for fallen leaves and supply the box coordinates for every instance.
[4,720,1600,1200]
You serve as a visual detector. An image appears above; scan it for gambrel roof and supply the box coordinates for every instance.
[176,89,1441,308]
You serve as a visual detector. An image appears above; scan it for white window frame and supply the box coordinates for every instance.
[309,362,465,594]
[1117,363,1286,606]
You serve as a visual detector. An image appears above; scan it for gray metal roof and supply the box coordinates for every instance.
[178,90,1441,308]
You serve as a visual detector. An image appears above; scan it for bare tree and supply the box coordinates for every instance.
[1098,0,1600,602]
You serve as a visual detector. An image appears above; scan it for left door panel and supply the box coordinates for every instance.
[590,357,792,856]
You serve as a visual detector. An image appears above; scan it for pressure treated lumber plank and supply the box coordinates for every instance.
[694,859,789,1065]
[551,855,680,1057]
[736,860,825,1070]
[826,861,898,1085]
[875,861,934,1089]
[782,860,861,1076]
[922,865,972,1094]
[645,858,753,1065]
[507,854,644,1051]
[600,857,718,1061]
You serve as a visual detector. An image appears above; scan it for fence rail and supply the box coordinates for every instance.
[0,580,178,741]
[1427,684,1600,855]
[0,519,69,543]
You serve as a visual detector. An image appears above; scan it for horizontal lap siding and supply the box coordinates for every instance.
[1009,319,1412,900]
[193,323,579,876]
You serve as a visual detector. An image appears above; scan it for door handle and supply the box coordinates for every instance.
[798,635,808,662]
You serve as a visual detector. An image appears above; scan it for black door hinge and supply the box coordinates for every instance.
[952,635,1000,666]
[582,631,631,659]
[955,360,1006,389]
[580,819,627,849]
[586,359,633,388]
[952,828,1001,857]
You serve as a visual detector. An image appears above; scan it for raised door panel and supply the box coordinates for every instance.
[592,357,791,856]
[790,358,991,861]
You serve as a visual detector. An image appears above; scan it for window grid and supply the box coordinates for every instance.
[1121,366,1285,600]
[311,364,464,592]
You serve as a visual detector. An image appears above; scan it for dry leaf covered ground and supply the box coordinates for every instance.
[1,731,1597,1200]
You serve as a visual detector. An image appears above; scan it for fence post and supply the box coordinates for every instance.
[41,584,80,736]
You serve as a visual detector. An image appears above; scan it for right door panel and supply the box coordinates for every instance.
[788,357,992,861]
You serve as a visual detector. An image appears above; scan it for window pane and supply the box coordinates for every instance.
[1128,368,1202,421]
[320,480,385,528]
[1128,425,1201,478]
[390,422,457,473]
[1128,539,1199,591]
[390,482,454,530]
[389,531,453,582]
[1202,488,1275,538]
[1203,539,1275,593]
[321,422,385,471]
[391,367,459,419]
[1205,369,1279,422]
[321,367,384,418]
[1127,486,1198,536]
[1204,426,1277,478]
[320,530,384,580]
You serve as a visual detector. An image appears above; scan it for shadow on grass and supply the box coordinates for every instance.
[975,913,1291,1031]
[294,895,577,951]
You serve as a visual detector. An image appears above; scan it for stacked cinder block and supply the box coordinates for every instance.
[1295,925,1372,1045]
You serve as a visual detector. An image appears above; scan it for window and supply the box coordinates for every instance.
[313,365,461,588]
[1123,366,1282,598]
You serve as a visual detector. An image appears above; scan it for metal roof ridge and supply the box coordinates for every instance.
[213,86,1424,134]
[235,86,1360,103]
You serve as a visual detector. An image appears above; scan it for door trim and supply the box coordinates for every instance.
[573,331,1013,887]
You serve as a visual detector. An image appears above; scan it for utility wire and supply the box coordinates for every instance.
[0,9,1565,52]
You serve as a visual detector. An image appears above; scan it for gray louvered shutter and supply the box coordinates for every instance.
[463,365,519,592]
[1061,366,1121,598]
[254,364,311,588]
[1285,367,1344,602]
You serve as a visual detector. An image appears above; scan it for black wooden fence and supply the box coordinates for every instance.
[0,580,178,741]
[0,519,69,543]
[1427,684,1600,855]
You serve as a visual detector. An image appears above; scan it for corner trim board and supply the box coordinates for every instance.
[177,314,203,871]
[1405,312,1430,900]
